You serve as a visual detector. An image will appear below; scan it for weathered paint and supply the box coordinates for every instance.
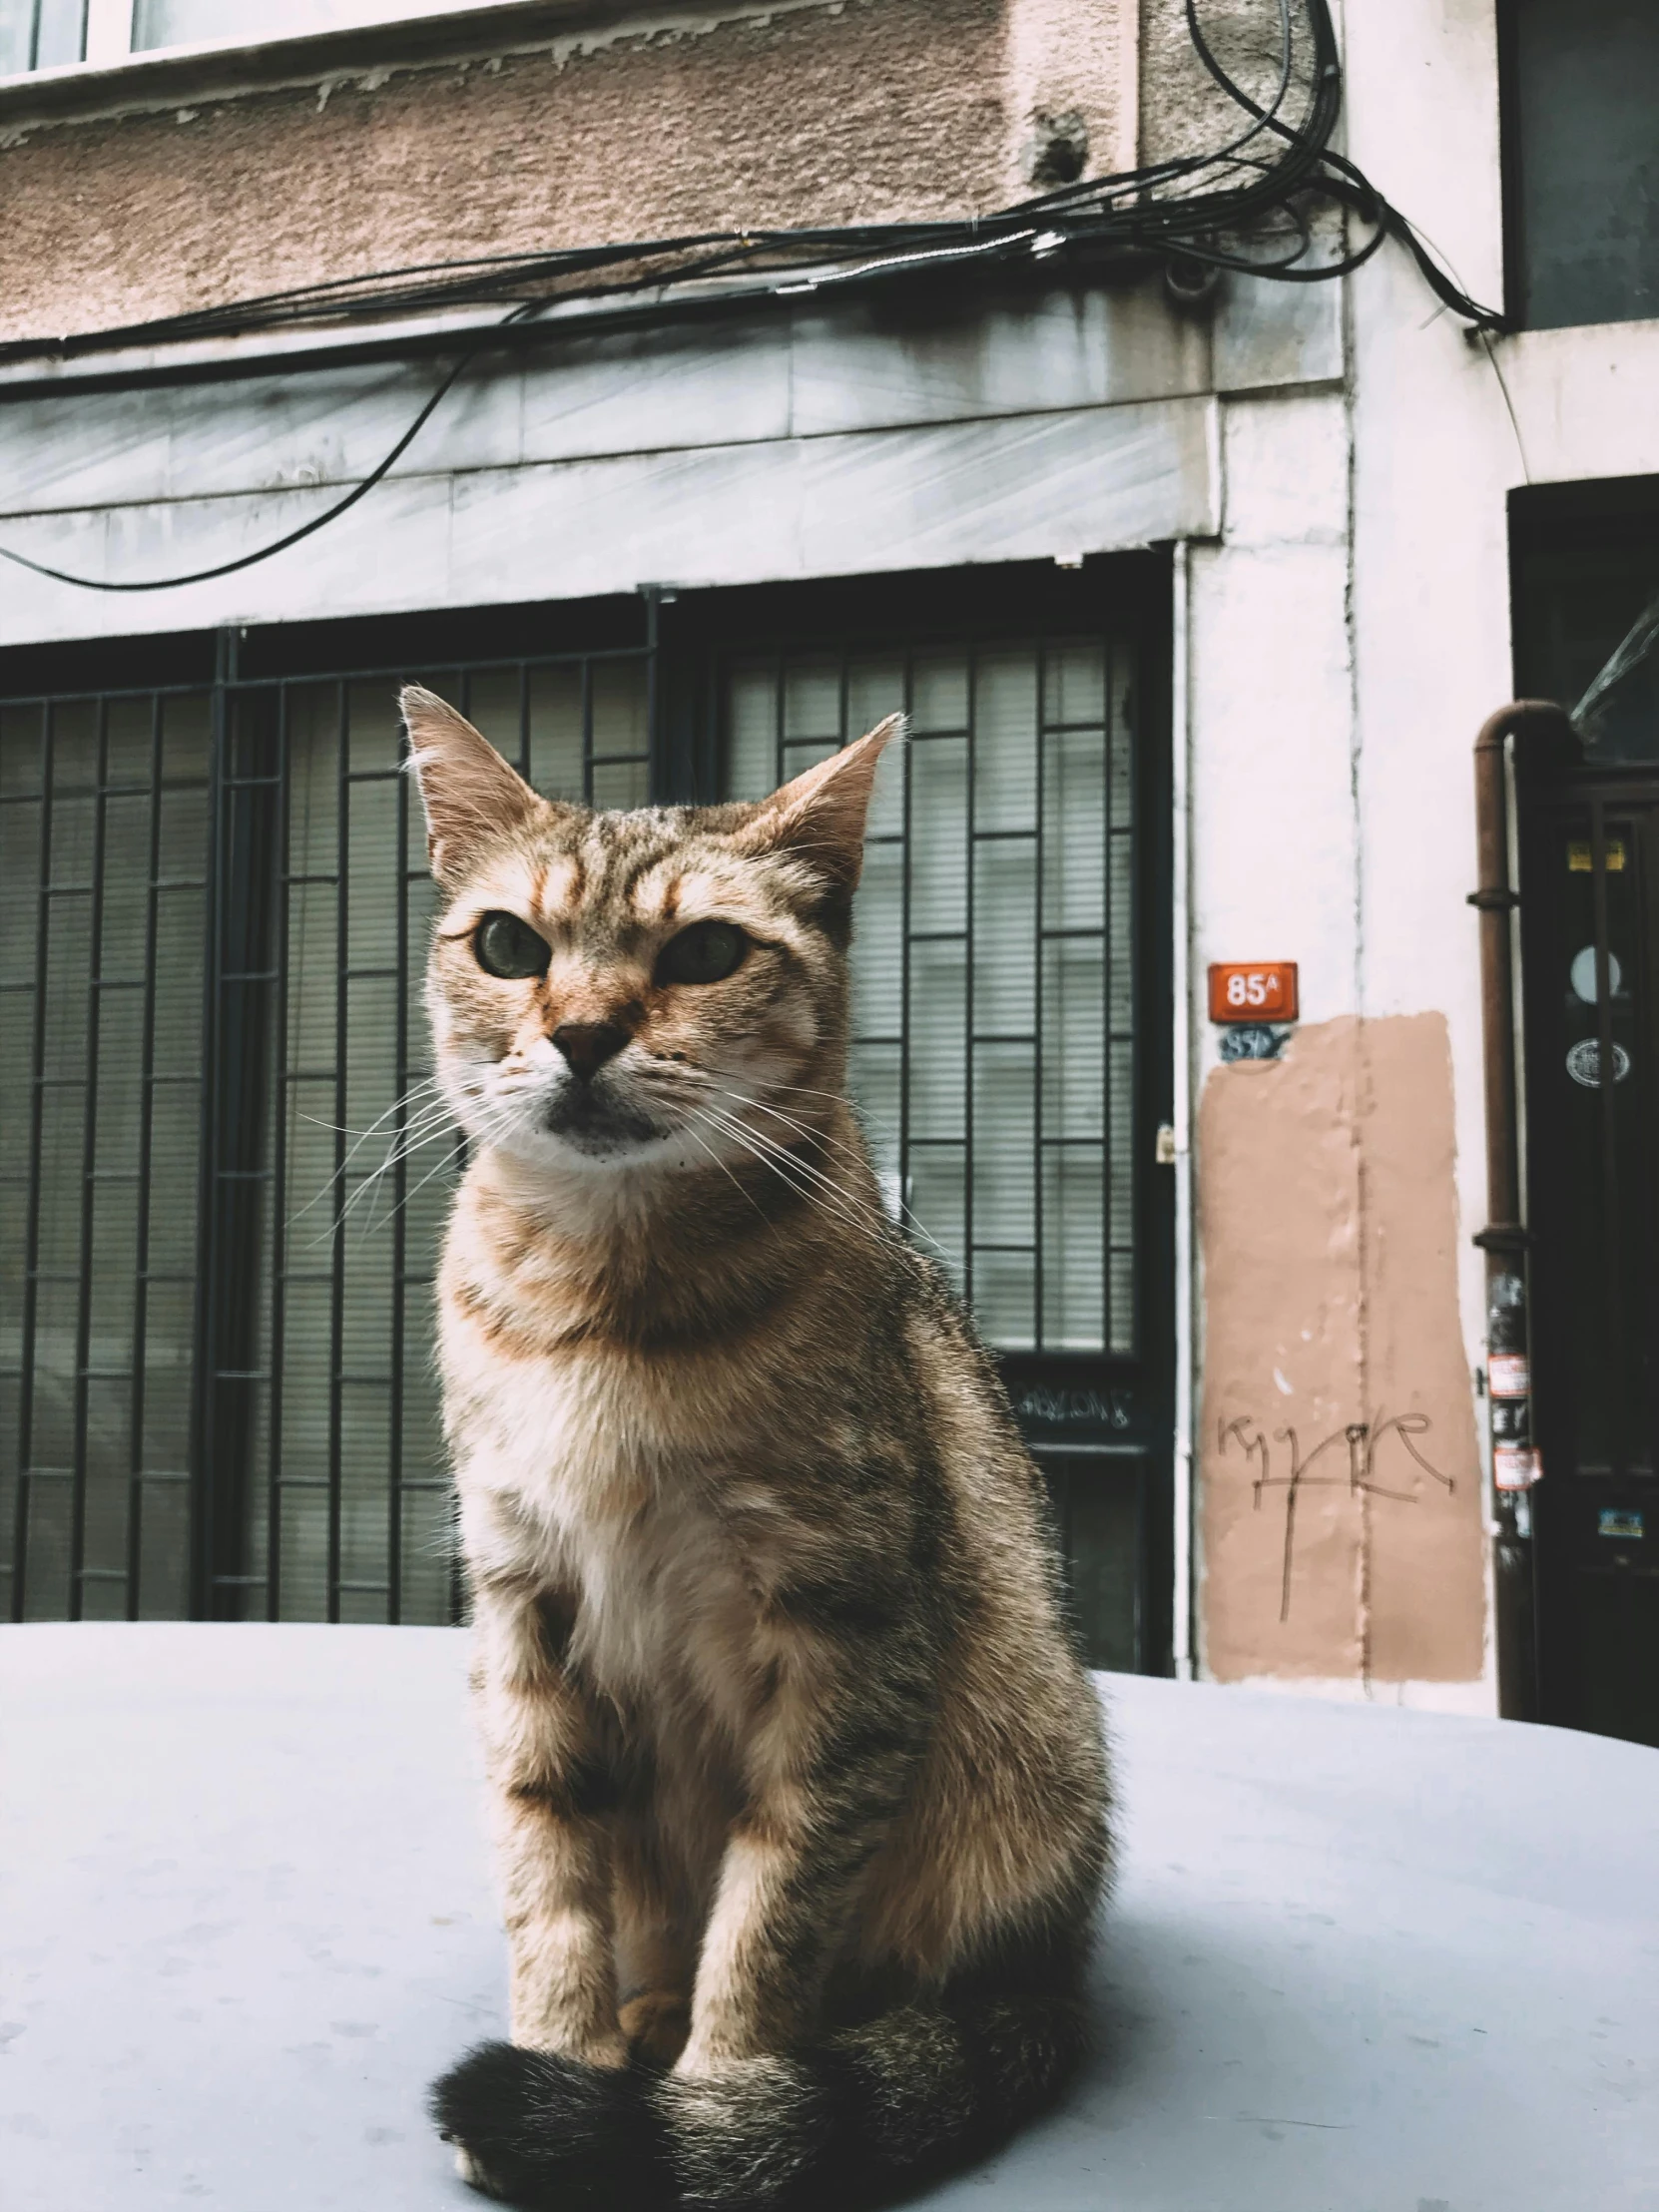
[1003,0,1136,189]
[0,300,1225,643]
[1198,1015,1485,1687]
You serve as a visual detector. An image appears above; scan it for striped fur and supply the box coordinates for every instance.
[403,687,1112,2208]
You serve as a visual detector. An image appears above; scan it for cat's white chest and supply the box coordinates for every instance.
[450,1331,764,1709]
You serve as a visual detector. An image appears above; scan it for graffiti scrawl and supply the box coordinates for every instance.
[1218,1412,1455,1623]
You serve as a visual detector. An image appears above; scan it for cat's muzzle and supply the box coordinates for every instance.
[541,1076,664,1156]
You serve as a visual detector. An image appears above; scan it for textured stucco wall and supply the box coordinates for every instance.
[1002,0,1137,189]
[1139,0,1313,172]
[1198,1015,1486,1689]
[0,0,1143,344]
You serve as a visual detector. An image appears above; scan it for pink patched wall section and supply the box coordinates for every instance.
[1198,1014,1486,1687]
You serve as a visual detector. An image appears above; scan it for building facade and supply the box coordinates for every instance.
[1,0,1654,1744]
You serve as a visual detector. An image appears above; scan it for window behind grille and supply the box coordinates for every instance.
[228,660,652,1624]
[722,637,1137,1360]
[0,691,211,1620]
[0,641,653,1627]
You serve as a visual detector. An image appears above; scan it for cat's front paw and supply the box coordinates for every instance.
[620,1988,692,2069]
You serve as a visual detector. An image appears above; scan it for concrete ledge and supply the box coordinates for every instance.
[2,1622,1654,2209]
[0,1,706,130]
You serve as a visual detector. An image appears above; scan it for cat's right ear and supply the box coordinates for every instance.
[400,686,546,887]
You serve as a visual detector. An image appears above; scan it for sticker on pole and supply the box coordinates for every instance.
[1487,1354,1530,1398]
[1493,1446,1542,1491]
[1209,962,1299,1023]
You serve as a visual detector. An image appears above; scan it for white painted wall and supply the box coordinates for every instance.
[1349,14,1659,1458]
[1345,0,1512,1453]
[1184,0,1659,1706]
[1189,387,1356,1041]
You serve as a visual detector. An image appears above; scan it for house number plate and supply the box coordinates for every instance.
[1209,961,1299,1023]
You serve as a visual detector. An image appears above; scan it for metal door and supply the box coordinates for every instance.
[682,564,1175,1673]
[1519,783,1659,1745]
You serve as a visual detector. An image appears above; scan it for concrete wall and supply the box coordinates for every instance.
[1188,0,1659,1706]
[1140,0,1315,172]
[0,0,1143,345]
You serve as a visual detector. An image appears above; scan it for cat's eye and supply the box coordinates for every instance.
[655,920,748,987]
[473,910,550,980]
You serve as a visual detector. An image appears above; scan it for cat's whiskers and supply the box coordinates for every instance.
[734,1093,875,1173]
[690,1104,895,1255]
[708,1089,956,1267]
[354,1092,523,1246]
[302,1114,464,1251]
[288,1079,451,1226]
[754,1077,902,1138]
[335,1094,471,1209]
[353,1119,469,1247]
[673,1116,779,1230]
[309,1077,493,1248]
[295,1074,446,1152]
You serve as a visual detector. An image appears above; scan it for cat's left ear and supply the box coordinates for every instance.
[401,685,550,887]
[733,715,903,891]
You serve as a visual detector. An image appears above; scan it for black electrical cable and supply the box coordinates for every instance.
[1179,0,1495,320]
[0,0,1442,359]
[0,0,1501,595]
[0,345,477,593]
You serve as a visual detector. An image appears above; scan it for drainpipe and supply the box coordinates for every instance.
[1470,700,1572,1719]
[1171,543,1195,1681]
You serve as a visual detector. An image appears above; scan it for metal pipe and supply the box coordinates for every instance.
[1470,698,1572,1719]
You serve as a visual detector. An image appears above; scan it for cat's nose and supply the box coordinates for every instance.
[551,1022,629,1082]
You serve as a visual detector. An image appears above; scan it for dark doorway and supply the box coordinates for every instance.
[1514,483,1659,1745]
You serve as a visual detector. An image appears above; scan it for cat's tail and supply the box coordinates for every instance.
[431,1973,1090,2210]
[662,1978,1091,2209]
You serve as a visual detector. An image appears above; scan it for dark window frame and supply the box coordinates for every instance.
[1498,0,1659,333]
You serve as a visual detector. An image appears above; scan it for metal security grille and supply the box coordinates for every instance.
[722,636,1138,1355]
[1,689,212,1621]
[1,639,653,1624]
[3,571,1168,1662]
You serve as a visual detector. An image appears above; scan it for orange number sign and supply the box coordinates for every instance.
[1208,961,1299,1023]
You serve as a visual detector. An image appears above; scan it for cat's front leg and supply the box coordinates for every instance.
[472,1580,629,2068]
[676,1627,927,2076]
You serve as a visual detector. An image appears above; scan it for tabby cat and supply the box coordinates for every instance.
[404,684,1112,2209]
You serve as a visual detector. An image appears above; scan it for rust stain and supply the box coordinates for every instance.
[1198,1014,1484,1685]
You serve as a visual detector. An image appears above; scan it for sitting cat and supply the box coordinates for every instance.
[404,684,1111,2209]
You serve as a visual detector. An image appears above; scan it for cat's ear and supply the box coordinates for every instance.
[733,715,903,891]
[400,685,547,886]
